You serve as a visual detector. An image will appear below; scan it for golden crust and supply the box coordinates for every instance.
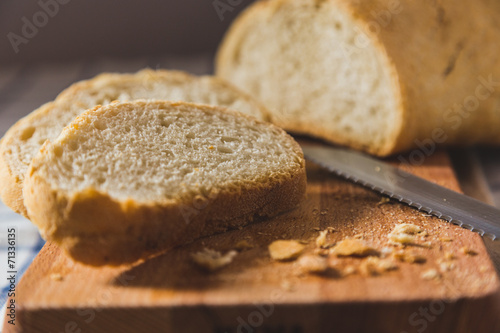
[0,102,55,217]
[0,69,271,216]
[0,147,25,216]
[24,101,306,266]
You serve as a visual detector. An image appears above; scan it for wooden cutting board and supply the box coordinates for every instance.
[4,149,500,333]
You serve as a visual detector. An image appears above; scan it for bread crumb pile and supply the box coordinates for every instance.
[268,240,305,261]
[191,248,238,271]
[261,222,480,281]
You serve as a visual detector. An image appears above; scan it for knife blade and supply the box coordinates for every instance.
[302,145,500,241]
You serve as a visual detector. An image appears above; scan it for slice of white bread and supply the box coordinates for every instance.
[0,69,271,217]
[216,0,500,156]
[24,100,306,266]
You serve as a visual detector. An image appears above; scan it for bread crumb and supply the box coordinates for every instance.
[331,239,379,257]
[439,237,453,242]
[191,248,237,271]
[380,247,393,258]
[460,247,478,256]
[297,255,328,274]
[393,250,426,264]
[353,234,364,239]
[314,248,330,257]
[392,223,423,235]
[420,241,433,249]
[419,231,429,237]
[359,258,380,276]
[50,273,64,281]
[439,261,456,272]
[235,240,253,251]
[315,229,334,248]
[342,265,357,277]
[389,233,415,245]
[377,259,398,272]
[359,257,398,276]
[443,252,455,260]
[388,223,425,245]
[421,269,440,280]
[269,240,305,261]
[377,197,391,206]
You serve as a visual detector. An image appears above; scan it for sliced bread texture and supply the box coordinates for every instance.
[0,69,271,217]
[216,0,500,156]
[24,100,306,266]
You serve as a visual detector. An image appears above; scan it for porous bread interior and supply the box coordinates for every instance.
[38,101,303,203]
[8,70,267,185]
[219,0,400,151]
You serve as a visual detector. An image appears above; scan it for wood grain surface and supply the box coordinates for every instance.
[3,149,499,333]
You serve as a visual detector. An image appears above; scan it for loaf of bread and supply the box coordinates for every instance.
[24,100,306,266]
[216,0,500,156]
[0,69,270,217]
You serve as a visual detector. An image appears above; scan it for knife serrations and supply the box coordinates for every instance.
[303,146,500,240]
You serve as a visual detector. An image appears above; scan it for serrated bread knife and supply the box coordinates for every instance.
[303,145,500,239]
[302,145,500,268]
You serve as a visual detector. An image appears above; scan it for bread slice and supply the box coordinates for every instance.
[0,69,271,217]
[24,100,306,266]
[216,0,500,156]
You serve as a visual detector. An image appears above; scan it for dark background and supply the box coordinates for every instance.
[0,0,255,65]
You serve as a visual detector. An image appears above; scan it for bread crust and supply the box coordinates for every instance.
[0,147,25,215]
[24,101,306,266]
[216,0,500,156]
[0,69,271,216]
[0,102,55,217]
